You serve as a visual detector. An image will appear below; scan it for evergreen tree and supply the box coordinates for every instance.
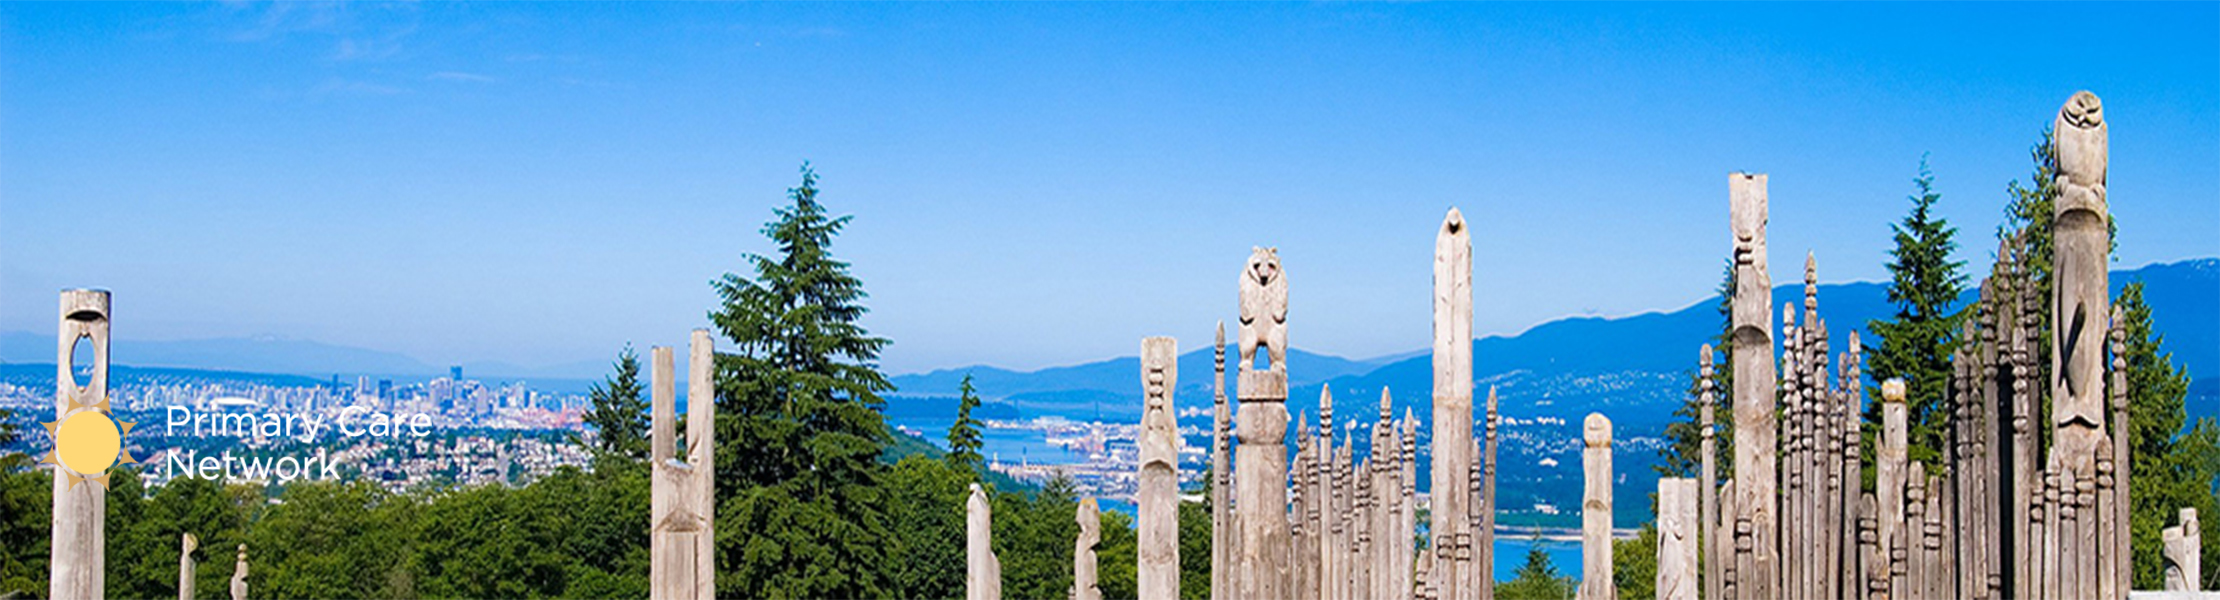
[1613,525,1659,600]
[995,475,1081,600]
[1659,258,1735,481]
[710,162,899,597]
[0,452,50,598]
[1095,507,1141,600]
[883,455,968,599]
[1497,539,1573,600]
[102,467,148,598]
[2003,130,2059,312]
[580,344,648,460]
[947,373,986,475]
[2000,130,2060,412]
[2116,282,2220,589]
[1178,496,1213,599]
[1865,156,1968,467]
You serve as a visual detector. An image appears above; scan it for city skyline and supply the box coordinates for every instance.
[4,3,2215,375]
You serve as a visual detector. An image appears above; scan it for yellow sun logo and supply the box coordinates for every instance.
[40,390,137,490]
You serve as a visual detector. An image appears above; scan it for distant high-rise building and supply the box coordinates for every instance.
[431,378,452,411]
[451,365,464,382]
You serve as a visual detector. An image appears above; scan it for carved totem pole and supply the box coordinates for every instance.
[1578,414,1615,600]
[50,289,116,599]
[2162,508,2201,592]
[1696,346,1720,600]
[230,544,248,600]
[969,483,1002,600]
[1432,208,1477,600]
[649,330,716,600]
[1075,497,1103,600]
[1236,246,1292,599]
[1657,477,1698,600]
[1879,377,1909,600]
[1210,322,1235,600]
[179,533,197,600]
[2052,90,2120,600]
[1139,336,1182,600]
[1727,172,1777,600]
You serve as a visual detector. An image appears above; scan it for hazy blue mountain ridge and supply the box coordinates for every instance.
[893,259,2213,421]
[4,260,2209,419]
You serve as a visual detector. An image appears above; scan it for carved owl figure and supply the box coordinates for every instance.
[2053,91,2108,194]
[1238,246,1288,373]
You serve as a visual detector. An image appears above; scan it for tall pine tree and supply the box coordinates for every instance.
[1865,156,1967,467]
[946,373,986,476]
[2117,282,2220,589]
[580,345,648,460]
[711,163,899,597]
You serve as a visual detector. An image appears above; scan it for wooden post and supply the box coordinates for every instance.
[1432,209,1475,600]
[1075,498,1102,600]
[1699,347,1721,600]
[968,483,1001,600]
[1880,377,1909,600]
[2161,508,2201,592]
[1905,462,1926,600]
[1139,337,1181,600]
[2107,307,2131,600]
[1782,304,1805,600]
[1728,173,1778,600]
[229,545,247,600]
[1577,414,1614,600]
[1404,410,1420,600]
[179,533,196,600]
[649,332,717,600]
[1658,478,1700,600]
[1840,338,1865,600]
[1480,387,1499,600]
[1314,388,1332,600]
[50,290,112,599]
[1296,417,1305,600]
[1236,247,1293,599]
[1212,323,1235,600]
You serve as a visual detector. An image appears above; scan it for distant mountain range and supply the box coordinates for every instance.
[5,259,2211,417]
[888,259,2219,431]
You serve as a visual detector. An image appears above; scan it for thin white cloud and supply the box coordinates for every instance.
[222,2,342,43]
[212,2,418,63]
[427,71,496,83]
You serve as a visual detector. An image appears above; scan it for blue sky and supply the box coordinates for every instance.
[3,3,2215,375]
